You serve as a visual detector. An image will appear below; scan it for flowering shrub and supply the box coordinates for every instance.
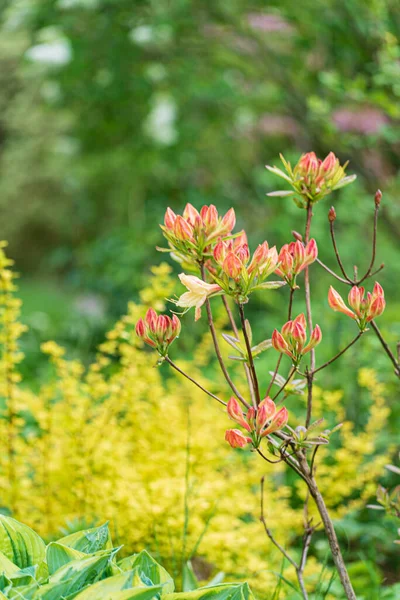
[0,244,394,597]
[134,151,399,600]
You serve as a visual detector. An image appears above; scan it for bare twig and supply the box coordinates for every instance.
[370,320,400,377]
[238,304,261,405]
[329,219,352,283]
[312,332,363,375]
[221,296,256,407]
[272,367,296,401]
[357,203,379,284]
[316,258,349,284]
[200,264,250,408]
[304,203,315,428]
[165,357,226,406]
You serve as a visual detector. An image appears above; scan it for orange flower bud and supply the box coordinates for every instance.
[136,309,180,355]
[201,204,219,230]
[174,216,194,241]
[261,406,288,437]
[227,397,252,432]
[303,324,322,354]
[256,397,276,432]
[225,429,251,448]
[164,207,177,230]
[183,203,201,227]
[145,308,158,330]
[222,252,243,279]
[320,151,338,177]
[220,207,236,234]
[328,286,356,319]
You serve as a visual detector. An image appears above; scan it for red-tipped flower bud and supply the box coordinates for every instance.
[374,190,382,207]
[328,206,336,222]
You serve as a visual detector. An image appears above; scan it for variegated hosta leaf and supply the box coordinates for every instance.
[165,582,255,600]
[0,516,46,575]
[56,523,112,554]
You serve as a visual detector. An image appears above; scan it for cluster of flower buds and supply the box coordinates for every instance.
[160,203,236,264]
[135,308,181,356]
[328,283,385,330]
[175,273,222,321]
[275,239,318,287]
[211,232,283,302]
[267,151,356,207]
[225,396,288,449]
[272,313,322,366]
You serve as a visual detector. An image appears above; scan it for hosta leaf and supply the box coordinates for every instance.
[0,516,46,572]
[125,551,174,594]
[35,550,115,598]
[182,561,198,592]
[46,543,87,576]
[165,582,254,600]
[73,570,162,600]
[56,523,112,554]
[0,550,20,577]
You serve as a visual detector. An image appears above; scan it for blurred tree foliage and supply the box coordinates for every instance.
[0,0,399,371]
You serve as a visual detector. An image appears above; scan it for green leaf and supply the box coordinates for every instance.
[123,551,174,594]
[46,543,87,576]
[35,550,115,599]
[251,339,272,356]
[0,516,46,572]
[252,281,286,291]
[165,583,255,600]
[73,570,162,600]
[182,561,198,592]
[56,523,112,554]
[266,191,295,197]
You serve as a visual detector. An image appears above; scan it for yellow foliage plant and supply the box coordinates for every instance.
[0,245,391,596]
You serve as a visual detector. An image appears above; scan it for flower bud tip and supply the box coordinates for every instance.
[328,206,336,222]
[374,190,382,207]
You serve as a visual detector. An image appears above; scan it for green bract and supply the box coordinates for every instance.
[0,516,254,600]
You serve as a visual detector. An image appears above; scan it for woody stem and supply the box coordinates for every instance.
[304,202,315,428]
[238,304,261,405]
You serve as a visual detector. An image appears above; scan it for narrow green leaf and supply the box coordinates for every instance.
[182,561,198,592]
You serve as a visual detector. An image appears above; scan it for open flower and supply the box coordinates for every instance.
[328,283,385,330]
[275,239,318,287]
[175,273,222,321]
[272,313,322,366]
[136,308,181,356]
[160,203,236,264]
[266,151,356,207]
[212,234,282,302]
[225,396,288,449]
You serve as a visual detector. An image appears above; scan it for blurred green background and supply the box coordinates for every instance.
[0,0,399,592]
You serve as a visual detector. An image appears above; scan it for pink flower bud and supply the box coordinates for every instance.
[220,207,236,234]
[291,321,307,347]
[223,252,243,279]
[372,282,384,298]
[135,318,146,338]
[328,286,356,319]
[234,230,248,248]
[227,397,252,432]
[183,203,201,227]
[156,315,168,337]
[305,239,318,265]
[303,325,322,354]
[202,204,219,230]
[328,206,336,222]
[213,239,228,264]
[292,241,305,269]
[261,406,288,437]
[374,190,382,207]
[145,308,158,330]
[348,286,364,316]
[320,152,338,176]
[256,397,276,431]
[298,152,319,175]
[225,429,251,448]
[293,313,307,330]
[236,243,250,264]
[272,329,289,354]
[174,216,194,241]
[164,208,177,230]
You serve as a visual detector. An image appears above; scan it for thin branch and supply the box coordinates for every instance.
[266,288,295,397]
[304,203,315,428]
[370,320,400,377]
[329,219,352,283]
[312,332,363,375]
[238,303,261,406]
[316,258,349,284]
[260,477,299,569]
[200,264,250,408]
[221,296,256,408]
[165,357,226,407]
[357,203,379,284]
[272,367,296,401]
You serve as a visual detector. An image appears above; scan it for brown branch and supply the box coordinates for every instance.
[329,219,352,283]
[200,264,250,408]
[221,296,256,408]
[316,258,349,284]
[304,203,315,428]
[272,366,296,401]
[357,203,379,284]
[238,304,261,405]
[370,320,400,377]
[165,357,226,406]
[312,332,363,375]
